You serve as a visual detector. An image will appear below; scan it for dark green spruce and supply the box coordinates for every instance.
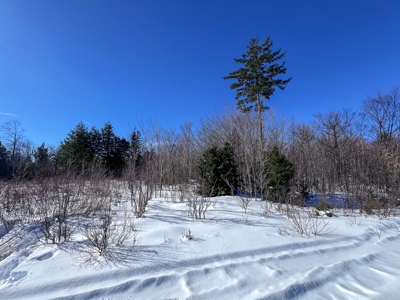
[197,142,239,197]
[265,145,294,201]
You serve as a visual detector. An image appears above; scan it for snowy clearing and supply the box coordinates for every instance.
[0,195,400,300]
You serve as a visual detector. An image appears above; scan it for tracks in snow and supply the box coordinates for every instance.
[2,225,399,299]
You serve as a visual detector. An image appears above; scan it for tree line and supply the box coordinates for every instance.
[1,36,399,213]
[0,121,141,179]
[1,86,399,207]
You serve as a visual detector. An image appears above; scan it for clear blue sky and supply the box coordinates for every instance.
[1,0,399,146]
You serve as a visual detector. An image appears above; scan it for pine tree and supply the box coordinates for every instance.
[89,127,102,159]
[34,143,49,163]
[58,122,94,173]
[112,137,129,175]
[97,122,129,175]
[128,130,142,167]
[223,36,291,146]
[34,143,52,177]
[100,122,118,172]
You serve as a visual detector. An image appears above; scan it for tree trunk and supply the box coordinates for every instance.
[256,93,264,150]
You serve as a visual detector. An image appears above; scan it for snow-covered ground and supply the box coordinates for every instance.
[1,195,400,299]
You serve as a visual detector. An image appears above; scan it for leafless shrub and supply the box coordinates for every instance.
[81,207,137,257]
[113,208,137,247]
[128,179,154,218]
[361,195,398,221]
[0,213,16,233]
[181,229,193,241]
[163,231,169,242]
[0,181,22,232]
[24,175,113,244]
[274,202,285,215]
[308,211,336,238]
[237,196,253,221]
[32,177,79,244]
[278,209,336,238]
[342,207,353,217]
[187,183,215,220]
[346,214,362,226]
[376,206,394,220]
[168,190,177,202]
[39,215,75,244]
[78,177,114,216]
[81,215,112,257]
[124,166,155,218]
[278,210,311,237]
[374,227,382,240]
[177,183,189,202]
[0,175,117,246]
[261,201,273,218]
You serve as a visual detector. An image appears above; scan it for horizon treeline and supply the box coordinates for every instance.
[0,86,399,209]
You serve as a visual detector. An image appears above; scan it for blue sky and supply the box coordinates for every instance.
[1,0,399,146]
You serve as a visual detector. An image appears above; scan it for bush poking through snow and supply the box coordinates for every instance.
[125,173,155,219]
[181,229,193,240]
[374,227,382,240]
[346,214,362,226]
[163,231,168,242]
[237,196,252,221]
[39,215,75,244]
[82,215,113,257]
[0,181,22,233]
[278,209,336,238]
[81,208,137,257]
[113,209,137,247]
[261,201,273,218]
[177,184,189,202]
[187,183,215,220]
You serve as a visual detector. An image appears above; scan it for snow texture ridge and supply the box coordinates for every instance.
[0,197,399,299]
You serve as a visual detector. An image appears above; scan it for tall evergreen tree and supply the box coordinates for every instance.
[34,143,49,163]
[128,130,142,167]
[223,36,291,146]
[97,122,129,175]
[89,127,102,159]
[100,122,118,172]
[58,122,94,173]
[59,121,132,175]
[113,137,130,175]
[34,143,52,177]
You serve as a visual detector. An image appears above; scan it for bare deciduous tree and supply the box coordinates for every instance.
[361,86,400,144]
[0,120,26,178]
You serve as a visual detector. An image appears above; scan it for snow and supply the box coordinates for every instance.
[1,195,400,299]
